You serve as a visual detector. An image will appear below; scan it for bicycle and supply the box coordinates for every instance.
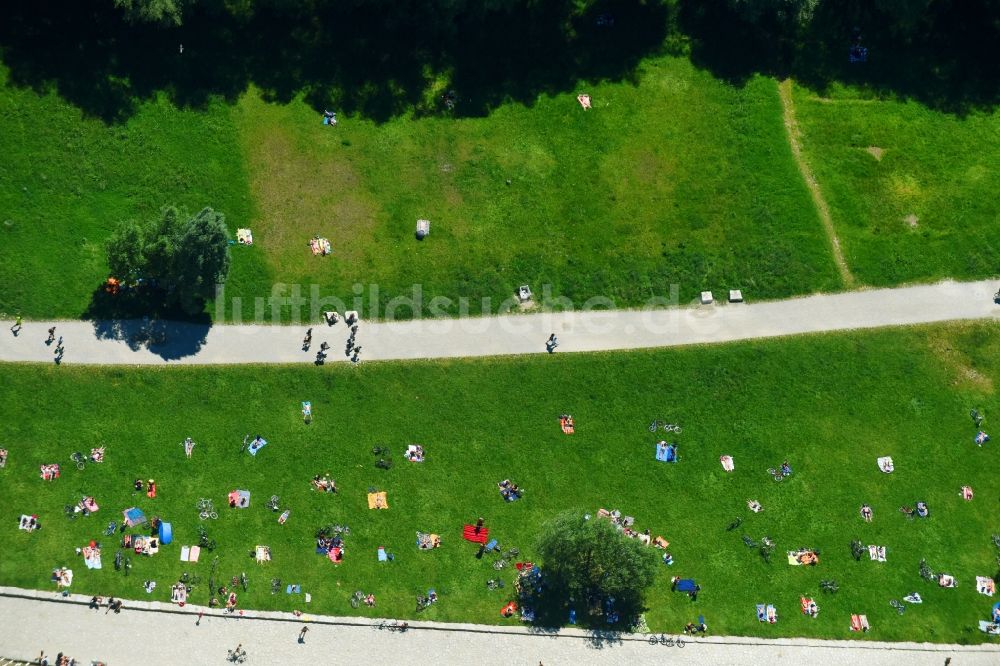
[971,409,984,428]
[267,495,280,512]
[240,572,248,592]
[889,599,905,615]
[350,590,365,608]
[71,452,87,470]
[104,521,117,536]
[197,498,218,520]
[648,420,682,434]
[648,634,685,647]
[64,504,77,520]
[742,535,759,548]
[227,647,247,663]
[766,467,786,482]
[372,445,390,456]
[820,579,839,594]
[486,579,505,590]
[271,578,282,595]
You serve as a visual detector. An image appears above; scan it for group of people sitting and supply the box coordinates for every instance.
[416,531,442,550]
[133,478,156,498]
[89,447,105,463]
[900,501,929,518]
[497,479,522,502]
[74,496,100,516]
[404,445,425,463]
[19,514,41,531]
[310,474,337,493]
[40,464,60,480]
[316,534,345,554]
[0,448,6,467]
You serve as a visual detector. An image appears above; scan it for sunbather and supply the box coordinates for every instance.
[0,448,7,467]
[860,504,873,521]
[747,500,763,513]
[89,447,105,463]
[915,501,929,518]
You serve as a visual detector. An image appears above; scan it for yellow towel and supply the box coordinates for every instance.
[367,491,388,510]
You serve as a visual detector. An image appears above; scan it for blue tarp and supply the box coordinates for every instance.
[159,521,173,545]
[676,578,697,592]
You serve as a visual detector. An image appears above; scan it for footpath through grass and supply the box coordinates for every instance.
[792,82,1000,287]
[1,322,999,642]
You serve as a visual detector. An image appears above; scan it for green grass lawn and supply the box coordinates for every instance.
[0,66,263,321]
[1,322,999,643]
[0,57,843,322]
[792,82,1000,286]
[230,58,840,320]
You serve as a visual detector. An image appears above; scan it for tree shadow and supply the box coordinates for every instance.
[0,0,671,124]
[83,285,210,360]
[679,0,999,114]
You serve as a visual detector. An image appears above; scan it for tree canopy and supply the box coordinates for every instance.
[106,206,230,315]
[530,511,659,626]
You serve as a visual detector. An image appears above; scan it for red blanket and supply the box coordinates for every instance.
[462,524,489,544]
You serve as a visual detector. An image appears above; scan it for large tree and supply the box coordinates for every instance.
[114,0,193,26]
[106,206,230,314]
[530,511,659,626]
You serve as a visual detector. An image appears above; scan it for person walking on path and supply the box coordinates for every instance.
[298,625,309,643]
[302,328,312,351]
[47,326,56,344]
[10,314,22,335]
[546,333,558,353]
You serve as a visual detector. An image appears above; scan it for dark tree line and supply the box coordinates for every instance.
[0,1,995,122]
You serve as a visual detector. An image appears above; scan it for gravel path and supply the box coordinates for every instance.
[1,589,997,665]
[1,280,997,366]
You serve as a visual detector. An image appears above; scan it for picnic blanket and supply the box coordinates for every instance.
[377,546,388,562]
[123,507,146,527]
[462,524,489,544]
[367,491,388,510]
[230,490,251,508]
[877,456,894,473]
[756,604,777,623]
[310,238,332,256]
[82,546,102,570]
[327,547,343,563]
[560,416,574,434]
[961,485,974,500]
[979,621,1000,635]
[417,532,441,549]
[800,597,818,617]
[577,94,592,110]
[655,442,677,462]
[720,455,734,472]
[180,545,201,562]
[868,545,887,562]
[255,545,272,564]
[850,614,870,632]
[302,402,312,418]
[675,578,697,593]
[248,438,268,456]
[788,550,819,566]
[53,568,73,588]
[19,515,38,532]
[39,464,60,481]
[938,574,957,588]
[171,584,188,604]
[405,444,425,462]
[976,576,995,596]
[237,228,253,245]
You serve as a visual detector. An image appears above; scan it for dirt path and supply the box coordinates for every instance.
[778,79,855,287]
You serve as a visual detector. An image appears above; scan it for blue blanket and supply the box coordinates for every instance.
[248,438,268,456]
[655,443,677,462]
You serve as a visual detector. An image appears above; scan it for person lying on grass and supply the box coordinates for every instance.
[311,474,336,492]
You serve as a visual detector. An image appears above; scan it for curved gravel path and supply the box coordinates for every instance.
[1,280,997,365]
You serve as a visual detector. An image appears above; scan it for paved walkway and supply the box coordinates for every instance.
[1,280,997,366]
[1,589,997,665]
